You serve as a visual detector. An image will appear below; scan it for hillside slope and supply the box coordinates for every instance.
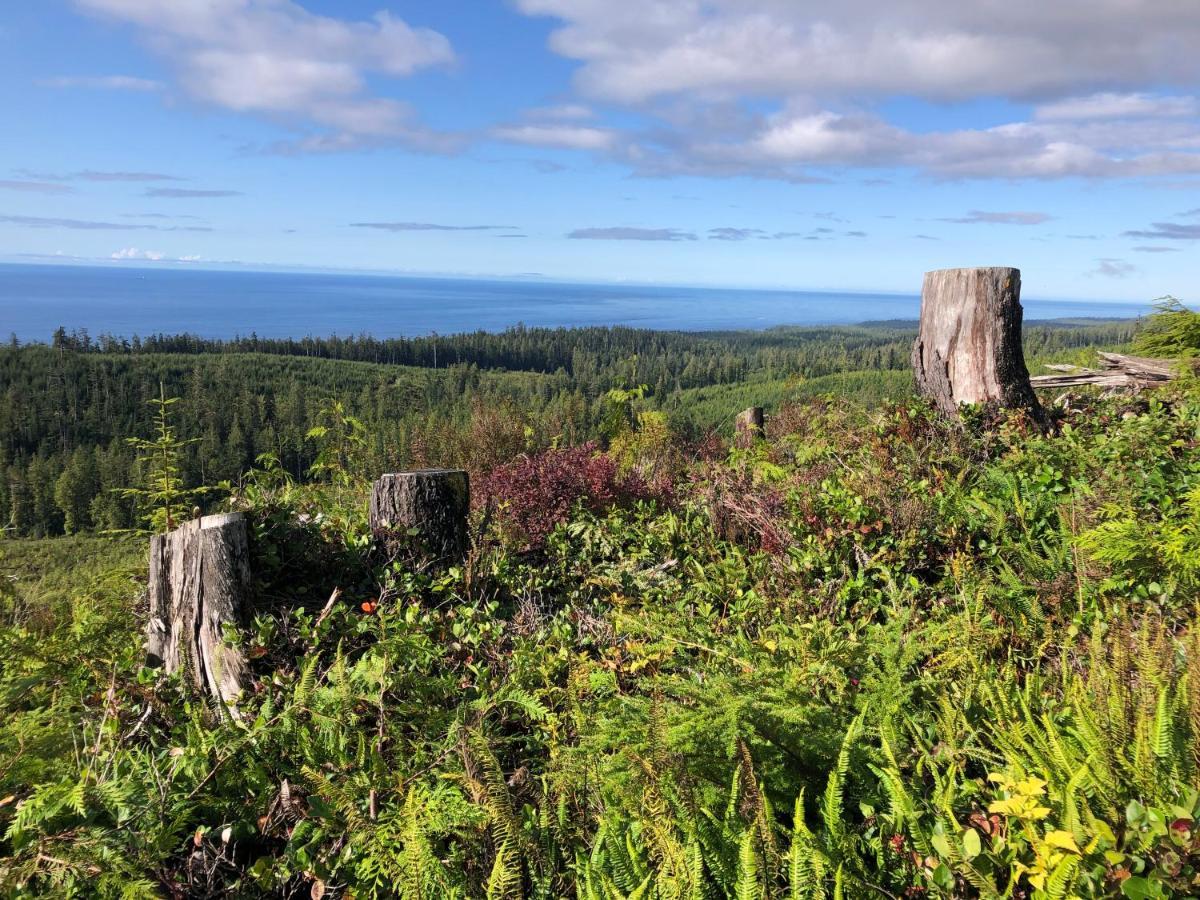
[2,359,1198,896]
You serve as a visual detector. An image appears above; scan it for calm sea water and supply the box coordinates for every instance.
[0,263,1153,341]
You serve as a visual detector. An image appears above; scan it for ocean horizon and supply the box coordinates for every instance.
[0,262,1156,342]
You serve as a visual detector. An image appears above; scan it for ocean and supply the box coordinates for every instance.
[0,263,1154,341]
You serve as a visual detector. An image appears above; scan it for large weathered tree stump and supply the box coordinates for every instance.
[370,469,470,564]
[911,267,1042,419]
[146,513,251,712]
[734,407,765,449]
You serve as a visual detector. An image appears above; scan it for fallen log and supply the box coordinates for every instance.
[1031,352,1190,391]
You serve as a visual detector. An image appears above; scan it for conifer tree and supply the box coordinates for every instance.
[120,383,208,533]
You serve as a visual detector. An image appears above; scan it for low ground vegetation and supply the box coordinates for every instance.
[1,310,1198,897]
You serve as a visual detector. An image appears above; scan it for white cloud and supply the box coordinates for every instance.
[492,123,617,151]
[111,247,165,260]
[596,104,1200,181]
[515,1,1200,104]
[1035,92,1199,121]
[38,74,163,91]
[527,103,594,120]
[73,0,455,148]
[110,247,202,262]
[506,1,1200,181]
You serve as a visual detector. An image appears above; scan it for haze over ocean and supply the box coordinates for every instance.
[0,264,1154,342]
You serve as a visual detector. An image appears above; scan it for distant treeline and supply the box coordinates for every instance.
[1,320,1136,537]
[36,319,1136,378]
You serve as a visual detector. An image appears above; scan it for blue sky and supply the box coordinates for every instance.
[0,0,1197,299]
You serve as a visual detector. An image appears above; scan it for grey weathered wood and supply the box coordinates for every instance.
[146,512,250,713]
[1031,352,1188,390]
[734,407,764,449]
[911,267,1042,419]
[370,469,470,563]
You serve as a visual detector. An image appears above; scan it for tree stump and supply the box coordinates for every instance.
[146,512,251,713]
[734,407,765,449]
[369,469,470,565]
[911,267,1043,419]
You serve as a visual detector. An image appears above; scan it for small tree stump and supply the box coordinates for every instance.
[146,512,251,713]
[911,267,1042,419]
[369,469,470,564]
[734,407,765,449]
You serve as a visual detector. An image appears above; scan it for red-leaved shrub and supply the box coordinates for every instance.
[478,443,668,547]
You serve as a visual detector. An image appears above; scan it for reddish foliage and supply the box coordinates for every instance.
[478,443,669,547]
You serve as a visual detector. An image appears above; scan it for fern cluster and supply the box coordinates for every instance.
[4,318,1200,897]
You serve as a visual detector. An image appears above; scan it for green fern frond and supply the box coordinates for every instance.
[734,827,763,900]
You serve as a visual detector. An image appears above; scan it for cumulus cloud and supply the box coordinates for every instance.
[350,222,518,232]
[111,247,166,260]
[1034,92,1198,121]
[38,74,162,91]
[614,104,1200,181]
[568,227,697,241]
[498,2,1200,181]
[111,247,202,262]
[515,1,1200,104]
[73,0,455,149]
[1090,257,1137,278]
[939,210,1054,225]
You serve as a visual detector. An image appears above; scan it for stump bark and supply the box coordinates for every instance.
[911,267,1042,419]
[734,407,765,449]
[146,513,251,712]
[369,469,470,564]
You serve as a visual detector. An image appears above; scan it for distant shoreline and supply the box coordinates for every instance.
[15,316,1144,352]
[0,261,1156,343]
